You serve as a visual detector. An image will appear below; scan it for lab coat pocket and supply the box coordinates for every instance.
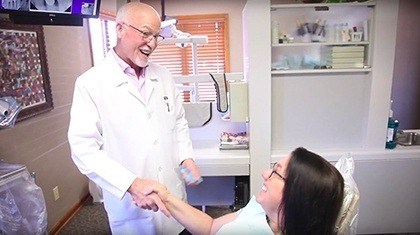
[160,114,175,134]
[160,100,176,134]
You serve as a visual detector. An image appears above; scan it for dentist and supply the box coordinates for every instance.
[68,2,201,234]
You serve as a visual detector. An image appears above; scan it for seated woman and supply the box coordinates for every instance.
[148,147,344,235]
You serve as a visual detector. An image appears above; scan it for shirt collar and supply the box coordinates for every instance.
[111,48,147,77]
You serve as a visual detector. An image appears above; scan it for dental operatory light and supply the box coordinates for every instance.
[159,0,208,48]
[160,18,208,48]
[160,17,192,48]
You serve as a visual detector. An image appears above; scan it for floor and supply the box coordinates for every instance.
[58,197,110,235]
[57,197,232,235]
[57,197,419,235]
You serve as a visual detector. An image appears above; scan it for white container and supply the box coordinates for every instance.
[350,32,363,42]
[271,21,279,44]
[325,24,335,42]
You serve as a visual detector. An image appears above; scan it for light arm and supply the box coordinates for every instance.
[154,189,238,235]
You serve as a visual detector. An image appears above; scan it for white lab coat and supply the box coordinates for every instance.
[68,52,193,235]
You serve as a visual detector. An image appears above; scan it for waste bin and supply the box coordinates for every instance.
[0,161,47,234]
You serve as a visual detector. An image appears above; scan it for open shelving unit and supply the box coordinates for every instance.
[270,1,376,152]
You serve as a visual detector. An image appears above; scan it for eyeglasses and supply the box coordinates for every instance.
[269,169,286,181]
[122,22,165,44]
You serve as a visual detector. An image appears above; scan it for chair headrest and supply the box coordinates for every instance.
[334,155,360,234]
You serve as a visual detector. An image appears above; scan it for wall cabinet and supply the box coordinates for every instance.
[270,2,375,74]
[270,1,376,152]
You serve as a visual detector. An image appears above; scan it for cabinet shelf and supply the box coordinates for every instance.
[272,41,369,47]
[271,68,371,75]
[271,1,376,10]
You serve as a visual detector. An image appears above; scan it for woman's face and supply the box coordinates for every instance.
[256,155,290,217]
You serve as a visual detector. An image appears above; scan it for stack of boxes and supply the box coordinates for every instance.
[322,46,365,69]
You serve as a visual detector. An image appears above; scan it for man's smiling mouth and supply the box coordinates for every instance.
[140,49,151,56]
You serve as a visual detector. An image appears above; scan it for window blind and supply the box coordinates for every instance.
[150,14,230,102]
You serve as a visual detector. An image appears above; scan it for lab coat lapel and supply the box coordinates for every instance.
[104,54,147,106]
[145,68,159,105]
[116,76,146,106]
[127,82,145,106]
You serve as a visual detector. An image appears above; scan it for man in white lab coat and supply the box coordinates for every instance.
[67,2,201,234]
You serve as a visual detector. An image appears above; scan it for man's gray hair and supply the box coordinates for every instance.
[115,2,133,23]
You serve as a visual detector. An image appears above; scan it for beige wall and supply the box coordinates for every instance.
[143,0,247,72]
[101,0,118,13]
[0,22,92,230]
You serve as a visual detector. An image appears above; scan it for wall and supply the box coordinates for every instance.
[391,0,420,129]
[143,0,247,73]
[0,21,92,230]
[101,0,117,13]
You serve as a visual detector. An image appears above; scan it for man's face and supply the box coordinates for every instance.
[117,14,161,68]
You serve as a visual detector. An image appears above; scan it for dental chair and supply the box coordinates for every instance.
[334,155,360,235]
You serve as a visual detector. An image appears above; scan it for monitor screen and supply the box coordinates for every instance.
[0,0,100,18]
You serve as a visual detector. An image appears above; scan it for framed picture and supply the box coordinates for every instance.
[0,19,53,122]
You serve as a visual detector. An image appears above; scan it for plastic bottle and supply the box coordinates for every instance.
[334,24,340,42]
[271,21,279,44]
[386,101,399,149]
[341,23,350,42]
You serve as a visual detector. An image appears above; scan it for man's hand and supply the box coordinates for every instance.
[128,178,171,217]
[180,158,202,186]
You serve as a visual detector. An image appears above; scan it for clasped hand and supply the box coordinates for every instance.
[129,159,201,217]
[129,178,171,217]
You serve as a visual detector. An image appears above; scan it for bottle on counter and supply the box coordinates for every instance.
[386,101,399,149]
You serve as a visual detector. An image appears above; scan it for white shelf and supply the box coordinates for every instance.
[271,146,420,163]
[271,68,371,75]
[272,41,369,47]
[271,1,376,10]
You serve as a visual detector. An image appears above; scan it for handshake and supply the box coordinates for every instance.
[128,158,202,217]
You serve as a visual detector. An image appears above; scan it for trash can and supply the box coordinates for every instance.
[0,161,47,234]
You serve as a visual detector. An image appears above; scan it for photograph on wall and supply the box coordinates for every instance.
[0,19,53,121]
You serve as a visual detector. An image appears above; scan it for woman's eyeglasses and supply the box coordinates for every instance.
[269,169,286,181]
[122,22,165,44]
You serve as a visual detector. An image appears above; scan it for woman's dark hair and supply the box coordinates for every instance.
[278,147,344,235]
